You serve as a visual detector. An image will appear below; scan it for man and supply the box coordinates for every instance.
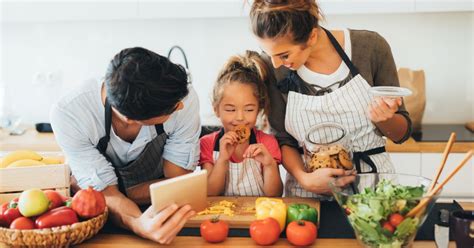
[50,47,200,244]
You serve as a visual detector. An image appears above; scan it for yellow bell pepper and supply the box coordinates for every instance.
[255,197,287,232]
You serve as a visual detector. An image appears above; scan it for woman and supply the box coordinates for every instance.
[250,0,412,197]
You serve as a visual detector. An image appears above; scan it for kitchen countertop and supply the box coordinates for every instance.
[78,236,456,247]
[78,202,474,247]
[1,128,472,153]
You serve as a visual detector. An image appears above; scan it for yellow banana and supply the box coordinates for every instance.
[7,159,46,168]
[0,150,43,168]
[41,157,64,165]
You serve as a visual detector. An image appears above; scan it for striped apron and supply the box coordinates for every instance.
[212,129,265,196]
[96,98,166,195]
[283,28,394,198]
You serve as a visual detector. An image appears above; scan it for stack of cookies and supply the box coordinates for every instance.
[306,144,353,172]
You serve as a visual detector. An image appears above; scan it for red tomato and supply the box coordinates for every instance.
[10,217,35,230]
[389,213,404,227]
[35,206,78,229]
[286,220,318,246]
[0,215,7,227]
[3,208,22,225]
[382,221,395,233]
[44,190,64,209]
[1,202,8,213]
[249,217,280,246]
[200,218,229,243]
[0,202,8,227]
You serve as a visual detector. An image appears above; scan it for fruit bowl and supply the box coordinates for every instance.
[0,208,108,247]
[329,173,440,248]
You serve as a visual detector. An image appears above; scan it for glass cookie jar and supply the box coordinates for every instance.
[304,122,354,172]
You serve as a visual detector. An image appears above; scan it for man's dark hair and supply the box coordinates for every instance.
[105,47,189,120]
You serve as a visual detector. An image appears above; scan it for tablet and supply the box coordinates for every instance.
[150,170,208,213]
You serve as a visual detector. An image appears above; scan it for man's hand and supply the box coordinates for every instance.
[132,204,196,244]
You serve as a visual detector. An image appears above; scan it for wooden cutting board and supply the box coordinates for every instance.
[185,196,320,228]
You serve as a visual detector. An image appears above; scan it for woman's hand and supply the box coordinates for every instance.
[243,143,276,167]
[368,97,402,123]
[132,204,196,244]
[300,168,355,195]
[218,131,239,161]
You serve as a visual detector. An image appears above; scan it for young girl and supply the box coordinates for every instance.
[200,51,283,197]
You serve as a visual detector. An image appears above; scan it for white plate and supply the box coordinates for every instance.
[369,86,412,97]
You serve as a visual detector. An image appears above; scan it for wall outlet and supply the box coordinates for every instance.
[32,70,63,86]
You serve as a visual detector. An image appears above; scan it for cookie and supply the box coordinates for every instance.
[338,150,353,170]
[328,145,343,155]
[329,156,339,169]
[234,125,250,144]
[307,152,332,172]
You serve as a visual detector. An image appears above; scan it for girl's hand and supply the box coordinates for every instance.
[368,97,402,123]
[243,143,275,167]
[218,131,239,161]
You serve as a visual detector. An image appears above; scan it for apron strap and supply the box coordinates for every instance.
[96,97,165,195]
[322,28,360,77]
[213,128,257,151]
[352,146,385,174]
[96,98,112,153]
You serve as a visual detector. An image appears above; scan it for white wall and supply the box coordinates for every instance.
[1,12,473,126]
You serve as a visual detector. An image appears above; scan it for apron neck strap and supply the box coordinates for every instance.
[322,27,359,77]
[96,97,113,153]
[214,128,257,151]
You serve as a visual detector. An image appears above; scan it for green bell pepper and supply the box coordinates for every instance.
[287,203,318,225]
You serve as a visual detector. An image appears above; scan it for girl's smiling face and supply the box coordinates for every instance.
[215,82,260,133]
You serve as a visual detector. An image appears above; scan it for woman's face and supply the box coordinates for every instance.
[215,82,259,133]
[258,35,313,70]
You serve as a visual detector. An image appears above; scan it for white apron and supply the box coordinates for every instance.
[212,129,265,196]
[283,28,394,198]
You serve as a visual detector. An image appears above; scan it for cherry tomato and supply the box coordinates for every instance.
[286,220,318,246]
[35,206,78,229]
[3,208,22,225]
[249,217,280,246]
[389,213,404,227]
[382,221,395,233]
[200,218,229,243]
[10,217,35,230]
[44,190,64,209]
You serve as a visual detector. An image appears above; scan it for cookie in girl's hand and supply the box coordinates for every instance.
[234,125,250,144]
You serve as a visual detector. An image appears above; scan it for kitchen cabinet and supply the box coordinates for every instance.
[389,152,421,175]
[1,1,138,22]
[415,0,474,12]
[2,0,472,22]
[420,153,474,198]
[137,0,249,19]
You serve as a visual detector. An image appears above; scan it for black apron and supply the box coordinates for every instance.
[96,98,167,195]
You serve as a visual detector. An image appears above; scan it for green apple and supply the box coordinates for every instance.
[18,189,50,217]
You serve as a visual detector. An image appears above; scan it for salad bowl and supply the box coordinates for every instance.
[329,173,441,248]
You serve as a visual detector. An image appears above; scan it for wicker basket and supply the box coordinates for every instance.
[0,208,108,248]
